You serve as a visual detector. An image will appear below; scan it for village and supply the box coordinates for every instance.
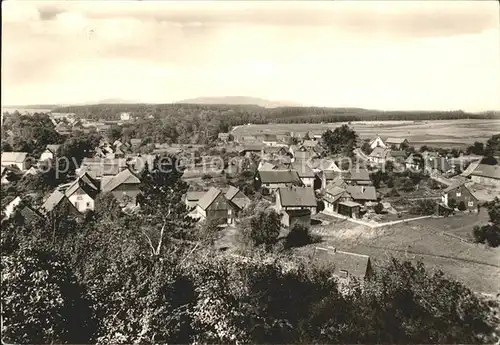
[2,110,499,286]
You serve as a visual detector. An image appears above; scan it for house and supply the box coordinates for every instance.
[344,169,371,186]
[441,182,479,211]
[1,152,30,171]
[302,140,318,149]
[78,157,129,179]
[289,161,317,188]
[2,196,43,223]
[386,137,409,149]
[276,133,291,143]
[320,171,348,190]
[290,131,308,139]
[237,135,257,143]
[39,144,61,162]
[55,122,71,135]
[223,186,251,213]
[130,138,142,148]
[337,200,362,219]
[40,190,79,216]
[275,186,317,215]
[22,166,38,178]
[114,147,125,158]
[184,191,206,209]
[218,133,230,142]
[281,209,311,228]
[254,170,303,193]
[368,147,390,164]
[262,134,278,146]
[369,136,388,150]
[425,157,451,175]
[101,168,141,204]
[310,247,373,281]
[345,185,377,204]
[64,172,100,213]
[466,164,500,187]
[309,130,324,140]
[405,153,423,171]
[309,158,341,173]
[1,166,22,185]
[113,139,123,148]
[258,161,277,171]
[387,150,408,163]
[195,187,235,224]
[238,144,264,157]
[120,112,131,121]
[323,185,348,213]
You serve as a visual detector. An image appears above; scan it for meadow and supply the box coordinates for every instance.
[232,119,500,148]
[306,211,500,295]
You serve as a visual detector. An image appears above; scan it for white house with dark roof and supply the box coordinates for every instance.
[275,186,317,215]
[1,152,30,171]
[64,172,100,213]
[369,136,388,150]
[368,147,390,164]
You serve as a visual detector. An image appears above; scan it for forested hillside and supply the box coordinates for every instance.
[53,103,499,124]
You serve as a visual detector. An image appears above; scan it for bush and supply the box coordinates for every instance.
[374,203,384,214]
[473,224,500,247]
[201,174,213,180]
[458,201,467,211]
[410,199,436,215]
[284,224,313,249]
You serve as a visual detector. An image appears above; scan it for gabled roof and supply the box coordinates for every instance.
[347,169,370,181]
[468,163,500,180]
[45,144,61,154]
[197,187,227,211]
[258,162,277,171]
[369,147,390,158]
[369,136,385,145]
[389,150,407,158]
[223,186,251,210]
[101,169,141,193]
[65,173,100,199]
[40,190,65,213]
[277,187,316,207]
[386,137,408,144]
[345,185,377,201]
[324,185,347,204]
[290,162,315,178]
[186,191,206,202]
[460,159,482,177]
[311,247,371,280]
[1,152,28,163]
[309,158,341,172]
[303,140,317,148]
[258,170,302,185]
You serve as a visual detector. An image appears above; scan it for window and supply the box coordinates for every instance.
[86,202,91,208]
[468,201,474,207]
[74,202,79,209]
[456,192,461,197]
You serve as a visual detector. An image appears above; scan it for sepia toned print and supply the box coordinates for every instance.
[1,1,499,344]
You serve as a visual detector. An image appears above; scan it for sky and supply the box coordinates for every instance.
[2,0,500,111]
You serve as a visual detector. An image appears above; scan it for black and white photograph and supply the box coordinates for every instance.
[1,0,500,344]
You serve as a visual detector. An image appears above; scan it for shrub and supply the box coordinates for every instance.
[284,224,313,249]
[374,203,384,214]
[458,201,467,211]
[201,174,213,180]
[473,224,500,248]
[410,199,436,215]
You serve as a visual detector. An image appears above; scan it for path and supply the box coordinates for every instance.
[320,210,434,229]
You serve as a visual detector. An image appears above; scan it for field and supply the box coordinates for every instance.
[232,119,500,148]
[304,210,500,294]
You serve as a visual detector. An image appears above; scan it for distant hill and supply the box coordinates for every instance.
[175,96,302,108]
